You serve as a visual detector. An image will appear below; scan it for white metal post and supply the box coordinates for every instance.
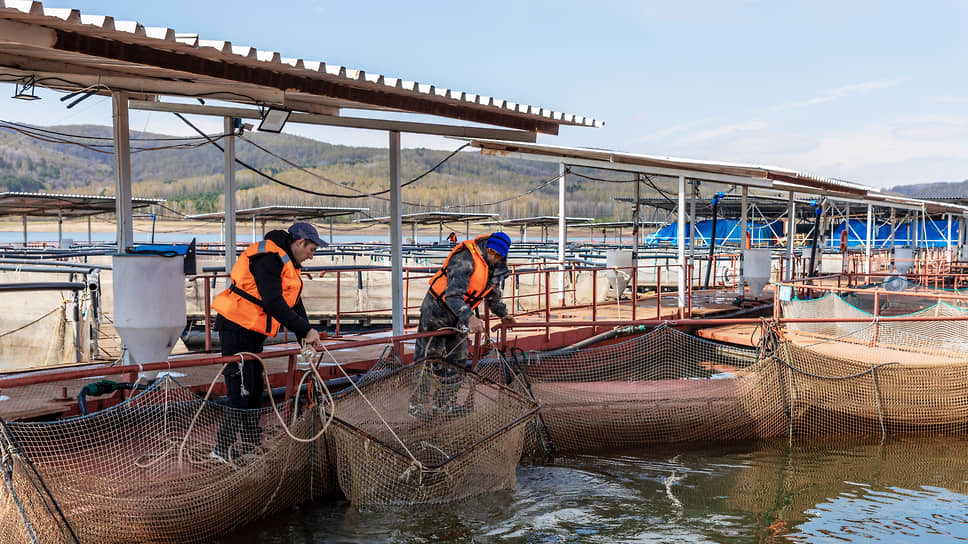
[389,131,404,336]
[866,204,873,275]
[633,173,641,259]
[947,214,953,262]
[112,91,133,252]
[786,191,795,281]
[677,175,686,313]
[739,185,748,295]
[558,163,567,305]
[223,117,237,285]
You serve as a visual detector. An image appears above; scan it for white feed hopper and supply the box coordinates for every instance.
[894,247,914,274]
[112,254,186,365]
[605,250,633,297]
[743,248,772,298]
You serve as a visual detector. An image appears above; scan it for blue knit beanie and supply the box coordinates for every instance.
[487,231,511,258]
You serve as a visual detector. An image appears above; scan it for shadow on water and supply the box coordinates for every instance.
[218,436,968,543]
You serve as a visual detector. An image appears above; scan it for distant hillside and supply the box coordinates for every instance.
[0,124,638,220]
[891,179,968,198]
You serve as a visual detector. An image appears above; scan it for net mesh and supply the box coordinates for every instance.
[0,375,332,544]
[765,333,968,438]
[324,360,538,508]
[781,293,968,358]
[477,327,772,454]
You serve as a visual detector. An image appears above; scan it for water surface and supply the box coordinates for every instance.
[218,436,968,543]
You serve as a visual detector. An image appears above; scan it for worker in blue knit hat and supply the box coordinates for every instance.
[410,231,515,419]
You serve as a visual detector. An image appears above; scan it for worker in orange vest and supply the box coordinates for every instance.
[209,222,324,463]
[410,232,515,419]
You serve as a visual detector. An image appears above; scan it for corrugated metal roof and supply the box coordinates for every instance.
[467,139,874,195]
[0,1,602,133]
[356,212,498,225]
[0,191,162,217]
[185,205,368,222]
[478,216,595,227]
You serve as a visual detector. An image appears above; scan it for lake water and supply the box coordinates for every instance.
[217,435,968,543]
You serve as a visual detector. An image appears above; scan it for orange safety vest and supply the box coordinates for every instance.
[428,235,493,310]
[212,239,303,337]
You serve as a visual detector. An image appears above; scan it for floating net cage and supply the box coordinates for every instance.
[476,326,771,454]
[324,360,538,508]
[764,333,968,438]
[781,293,968,359]
[0,375,334,544]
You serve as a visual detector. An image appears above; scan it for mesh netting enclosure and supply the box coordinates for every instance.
[0,375,334,544]
[325,361,538,508]
[782,293,968,358]
[767,336,968,438]
[477,326,777,454]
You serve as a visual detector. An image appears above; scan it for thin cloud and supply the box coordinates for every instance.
[779,78,904,110]
[684,120,768,143]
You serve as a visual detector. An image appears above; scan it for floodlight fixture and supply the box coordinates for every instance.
[13,75,40,101]
[258,107,291,133]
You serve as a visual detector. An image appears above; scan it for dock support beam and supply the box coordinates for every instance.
[677,175,686,316]
[223,117,237,284]
[389,131,404,336]
[558,163,566,305]
[785,191,795,281]
[112,91,133,253]
[866,204,873,276]
[739,185,748,295]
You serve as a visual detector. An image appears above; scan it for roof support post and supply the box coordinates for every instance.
[112,91,133,252]
[739,185,748,296]
[329,218,334,245]
[558,163,567,305]
[866,204,873,276]
[633,173,641,261]
[252,216,257,243]
[689,181,697,259]
[889,208,896,251]
[57,210,62,247]
[223,117,237,285]
[87,216,91,245]
[677,175,686,315]
[22,215,26,245]
[389,131,404,336]
[786,191,795,281]
[947,214,953,263]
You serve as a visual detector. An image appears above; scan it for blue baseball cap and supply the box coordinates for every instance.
[487,231,511,258]
[289,222,327,247]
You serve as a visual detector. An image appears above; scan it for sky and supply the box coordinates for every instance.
[1,0,967,189]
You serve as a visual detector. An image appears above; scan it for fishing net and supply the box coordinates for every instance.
[476,326,772,454]
[0,287,98,371]
[781,293,968,358]
[0,375,333,544]
[761,330,968,439]
[324,360,538,508]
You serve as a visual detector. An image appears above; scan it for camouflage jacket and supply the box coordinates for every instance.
[437,237,509,323]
